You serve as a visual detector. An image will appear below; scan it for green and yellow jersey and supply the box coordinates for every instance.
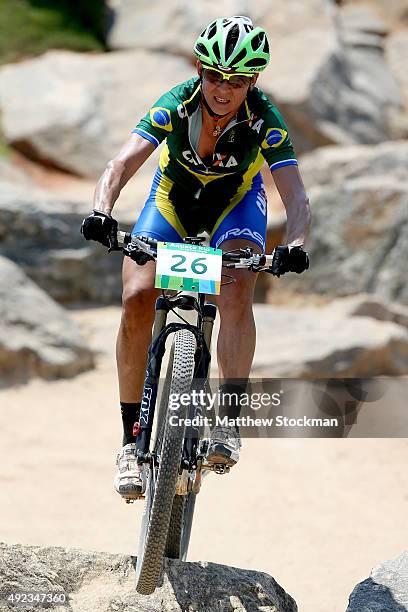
[133,77,298,203]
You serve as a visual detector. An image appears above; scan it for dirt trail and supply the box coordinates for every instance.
[1,306,407,612]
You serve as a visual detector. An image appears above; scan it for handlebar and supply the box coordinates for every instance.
[116,231,275,272]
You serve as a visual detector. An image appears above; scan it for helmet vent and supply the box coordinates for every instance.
[231,48,247,66]
[212,40,220,58]
[264,38,270,54]
[207,22,217,39]
[225,24,240,60]
[244,58,265,67]
[251,33,264,51]
[196,42,209,57]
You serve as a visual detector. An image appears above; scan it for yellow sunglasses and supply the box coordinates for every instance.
[201,65,254,88]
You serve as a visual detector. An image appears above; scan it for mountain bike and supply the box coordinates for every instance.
[116,231,277,595]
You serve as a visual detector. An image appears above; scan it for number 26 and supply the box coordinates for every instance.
[170,255,208,275]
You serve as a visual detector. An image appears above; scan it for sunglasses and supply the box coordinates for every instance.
[201,66,253,89]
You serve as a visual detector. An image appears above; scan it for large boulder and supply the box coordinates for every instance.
[286,141,408,303]
[250,295,408,377]
[107,1,404,152]
[339,0,408,31]
[0,180,128,303]
[386,29,408,110]
[0,256,94,385]
[0,50,192,178]
[0,543,298,612]
[0,158,33,186]
[0,4,404,176]
[107,0,331,56]
[347,551,408,611]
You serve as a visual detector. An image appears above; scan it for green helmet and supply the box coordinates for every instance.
[194,16,270,74]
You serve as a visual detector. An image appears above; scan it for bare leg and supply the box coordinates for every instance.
[214,239,259,381]
[116,256,160,402]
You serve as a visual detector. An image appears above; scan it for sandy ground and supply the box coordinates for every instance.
[1,306,408,612]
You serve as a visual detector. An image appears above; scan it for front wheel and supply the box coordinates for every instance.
[135,329,196,595]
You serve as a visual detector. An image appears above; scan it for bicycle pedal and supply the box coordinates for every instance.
[124,495,145,504]
[214,463,230,475]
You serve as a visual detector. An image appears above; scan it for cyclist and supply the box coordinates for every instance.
[81,16,311,501]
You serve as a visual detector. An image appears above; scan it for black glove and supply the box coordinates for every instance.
[81,210,118,250]
[271,245,309,277]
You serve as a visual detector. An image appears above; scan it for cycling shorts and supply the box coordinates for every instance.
[132,167,267,250]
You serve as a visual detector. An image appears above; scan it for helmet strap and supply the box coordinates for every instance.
[200,84,228,120]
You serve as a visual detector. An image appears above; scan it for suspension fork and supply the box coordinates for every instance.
[136,296,169,460]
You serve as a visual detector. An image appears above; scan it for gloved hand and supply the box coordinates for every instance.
[271,245,309,277]
[81,210,118,250]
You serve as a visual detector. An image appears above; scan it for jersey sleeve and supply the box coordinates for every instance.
[132,90,181,149]
[251,89,298,172]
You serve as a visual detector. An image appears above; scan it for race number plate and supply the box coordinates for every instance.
[155,242,222,294]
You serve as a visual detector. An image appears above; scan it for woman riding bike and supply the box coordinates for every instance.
[81,15,311,501]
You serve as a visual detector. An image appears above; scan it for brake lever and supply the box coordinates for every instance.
[123,244,155,265]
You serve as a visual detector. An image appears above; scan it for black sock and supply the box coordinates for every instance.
[218,381,247,432]
[120,402,141,446]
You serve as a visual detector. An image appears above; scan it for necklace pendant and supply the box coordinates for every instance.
[212,125,222,137]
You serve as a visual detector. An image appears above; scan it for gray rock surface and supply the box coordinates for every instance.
[291,141,408,303]
[107,0,331,56]
[0,50,192,178]
[0,158,33,187]
[386,30,408,109]
[0,180,128,303]
[0,1,403,181]
[109,0,404,151]
[347,551,408,611]
[340,0,408,30]
[0,257,94,385]
[251,296,408,377]
[329,294,408,328]
[0,542,298,612]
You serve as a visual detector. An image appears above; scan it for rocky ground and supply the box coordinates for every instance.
[1,305,408,612]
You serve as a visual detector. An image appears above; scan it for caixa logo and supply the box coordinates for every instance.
[140,387,153,426]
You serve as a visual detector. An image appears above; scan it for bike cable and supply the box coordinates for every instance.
[161,290,204,328]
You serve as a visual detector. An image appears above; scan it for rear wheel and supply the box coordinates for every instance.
[135,329,196,595]
[165,491,197,560]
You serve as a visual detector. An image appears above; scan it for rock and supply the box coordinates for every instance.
[338,4,389,37]
[386,30,408,109]
[1,9,403,174]
[0,50,192,178]
[347,551,408,611]
[385,29,408,139]
[107,0,331,56]
[290,141,408,304]
[0,158,33,186]
[0,256,94,386]
[339,0,408,30]
[0,180,129,303]
[251,296,408,377]
[0,542,298,612]
[328,294,408,328]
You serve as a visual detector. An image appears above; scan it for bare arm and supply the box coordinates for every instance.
[271,165,311,247]
[93,133,156,214]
